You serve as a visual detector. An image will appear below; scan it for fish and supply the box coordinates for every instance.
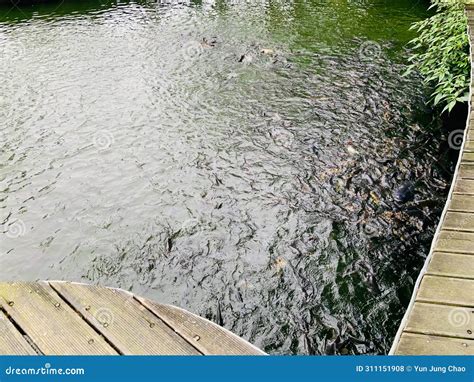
[393,182,415,203]
[200,37,217,48]
[216,300,224,326]
[260,48,274,55]
[238,53,254,63]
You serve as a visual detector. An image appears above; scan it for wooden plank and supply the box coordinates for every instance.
[465,141,474,152]
[0,310,37,355]
[449,194,474,211]
[469,126,474,137]
[0,282,117,355]
[443,211,474,232]
[468,131,474,142]
[50,282,200,355]
[435,230,474,254]
[417,275,474,307]
[462,152,474,163]
[137,297,265,355]
[467,128,474,141]
[454,179,474,194]
[427,252,474,278]
[396,333,474,355]
[404,302,474,339]
[459,164,474,179]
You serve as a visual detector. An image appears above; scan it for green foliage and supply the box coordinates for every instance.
[406,0,470,113]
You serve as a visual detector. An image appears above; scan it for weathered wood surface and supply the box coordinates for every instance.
[417,276,474,307]
[0,282,117,355]
[435,230,474,254]
[138,297,257,355]
[449,194,474,211]
[0,282,265,355]
[396,333,473,355]
[427,252,474,278]
[391,5,474,355]
[50,282,199,355]
[0,310,36,355]
[404,303,473,339]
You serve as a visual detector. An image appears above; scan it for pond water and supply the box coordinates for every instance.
[0,0,453,354]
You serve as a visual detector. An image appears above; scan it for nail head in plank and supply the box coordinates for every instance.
[395,333,474,355]
[137,297,265,355]
[0,282,117,355]
[404,302,474,340]
[49,282,200,355]
[417,275,474,307]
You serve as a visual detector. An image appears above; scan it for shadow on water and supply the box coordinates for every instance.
[0,0,204,22]
[0,0,457,354]
[0,0,116,20]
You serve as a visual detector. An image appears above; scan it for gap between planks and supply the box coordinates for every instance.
[48,282,203,355]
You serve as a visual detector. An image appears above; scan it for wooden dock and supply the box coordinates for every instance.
[0,281,265,355]
[390,5,474,355]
